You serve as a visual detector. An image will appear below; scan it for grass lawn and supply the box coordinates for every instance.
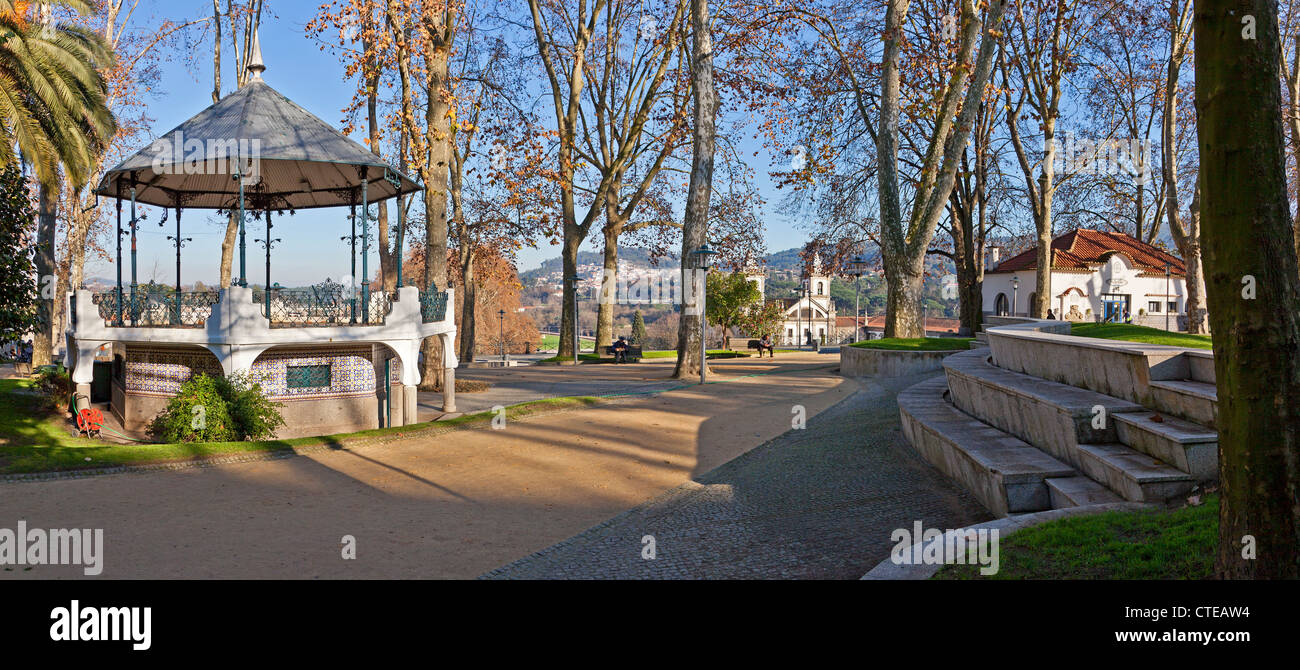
[0,377,601,475]
[850,337,974,351]
[1069,322,1212,349]
[934,497,1216,580]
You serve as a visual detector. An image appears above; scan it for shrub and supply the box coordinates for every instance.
[214,372,285,441]
[148,374,237,443]
[32,364,72,411]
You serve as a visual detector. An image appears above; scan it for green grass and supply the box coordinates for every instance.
[850,337,974,351]
[1069,322,1212,349]
[0,379,602,475]
[934,497,1216,580]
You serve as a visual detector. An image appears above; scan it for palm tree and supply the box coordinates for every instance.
[0,1,115,366]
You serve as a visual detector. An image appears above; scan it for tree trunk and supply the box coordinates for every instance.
[883,256,924,338]
[32,183,58,367]
[672,0,716,380]
[1194,0,1300,579]
[219,211,237,288]
[557,234,581,360]
[458,246,477,362]
[418,14,454,387]
[596,224,619,350]
[1032,120,1057,319]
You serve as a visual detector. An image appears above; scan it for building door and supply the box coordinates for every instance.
[1101,294,1129,323]
[994,293,1009,316]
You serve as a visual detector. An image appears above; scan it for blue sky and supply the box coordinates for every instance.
[86,1,808,287]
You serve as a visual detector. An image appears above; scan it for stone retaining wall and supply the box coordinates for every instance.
[839,345,959,378]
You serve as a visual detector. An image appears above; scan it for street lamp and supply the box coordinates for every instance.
[1011,276,1020,317]
[498,309,507,362]
[850,255,867,343]
[692,243,718,384]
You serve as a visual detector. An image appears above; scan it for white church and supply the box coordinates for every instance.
[746,257,839,346]
[983,229,1191,329]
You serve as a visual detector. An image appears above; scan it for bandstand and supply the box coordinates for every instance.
[64,35,458,438]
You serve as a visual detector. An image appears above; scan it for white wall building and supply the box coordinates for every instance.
[983,230,1189,329]
[747,258,838,346]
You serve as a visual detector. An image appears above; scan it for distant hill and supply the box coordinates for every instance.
[520,246,677,285]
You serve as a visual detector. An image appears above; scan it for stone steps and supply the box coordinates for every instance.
[944,350,1145,464]
[1046,476,1124,508]
[1113,411,1218,480]
[898,377,1076,516]
[1074,443,1195,502]
[936,348,1203,505]
[1148,379,1217,428]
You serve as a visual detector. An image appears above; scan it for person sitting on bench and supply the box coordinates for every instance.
[612,336,630,363]
[756,334,775,358]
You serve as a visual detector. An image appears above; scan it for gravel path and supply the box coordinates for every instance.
[482,373,993,579]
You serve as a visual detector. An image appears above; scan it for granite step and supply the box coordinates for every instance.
[943,350,1146,469]
[1074,443,1195,502]
[1113,411,1218,480]
[1148,379,1218,428]
[1046,476,1124,508]
[898,377,1076,516]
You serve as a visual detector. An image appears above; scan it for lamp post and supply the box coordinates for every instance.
[1170,265,1180,333]
[498,309,507,362]
[1011,276,1020,317]
[850,255,867,343]
[692,243,717,384]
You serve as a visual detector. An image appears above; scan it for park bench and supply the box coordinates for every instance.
[603,344,643,363]
[747,339,776,357]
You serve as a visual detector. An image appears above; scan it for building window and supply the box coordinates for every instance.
[286,364,331,389]
[816,281,824,295]
[1148,301,1162,313]
[1168,301,1178,313]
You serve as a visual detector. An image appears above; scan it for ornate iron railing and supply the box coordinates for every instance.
[263,280,394,327]
[420,286,449,323]
[91,290,220,328]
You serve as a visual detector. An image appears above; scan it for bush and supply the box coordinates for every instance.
[215,372,285,441]
[148,373,284,443]
[32,364,72,411]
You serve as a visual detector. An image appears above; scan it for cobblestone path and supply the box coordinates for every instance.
[482,373,993,579]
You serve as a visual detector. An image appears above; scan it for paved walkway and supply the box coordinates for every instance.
[420,352,842,416]
[3,357,859,579]
[483,373,993,579]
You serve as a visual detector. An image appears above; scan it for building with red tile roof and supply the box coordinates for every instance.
[982,230,1191,329]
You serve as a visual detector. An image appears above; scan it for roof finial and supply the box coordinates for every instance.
[247,29,266,82]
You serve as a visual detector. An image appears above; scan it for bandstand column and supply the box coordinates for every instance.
[442,367,456,414]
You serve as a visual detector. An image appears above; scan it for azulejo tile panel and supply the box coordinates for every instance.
[123,346,224,397]
[251,346,376,401]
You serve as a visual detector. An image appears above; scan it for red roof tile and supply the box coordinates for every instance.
[988,230,1184,275]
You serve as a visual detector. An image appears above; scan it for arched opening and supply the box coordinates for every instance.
[117,344,224,432]
[249,345,379,438]
[994,293,1009,316]
[816,281,825,296]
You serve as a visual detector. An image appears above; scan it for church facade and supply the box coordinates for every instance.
[746,259,839,347]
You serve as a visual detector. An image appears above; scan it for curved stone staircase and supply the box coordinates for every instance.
[898,319,1218,517]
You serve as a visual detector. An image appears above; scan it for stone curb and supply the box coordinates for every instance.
[859,502,1158,580]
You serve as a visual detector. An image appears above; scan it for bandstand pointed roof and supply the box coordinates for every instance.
[96,46,420,211]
